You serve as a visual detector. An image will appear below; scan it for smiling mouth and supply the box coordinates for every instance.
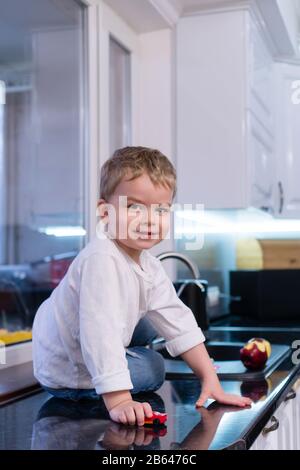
[136,231,159,237]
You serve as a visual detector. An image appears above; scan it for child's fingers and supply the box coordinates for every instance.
[118,411,127,425]
[125,407,136,426]
[134,403,146,426]
[231,395,252,406]
[142,402,153,418]
[218,393,252,407]
[241,396,252,406]
[195,392,209,407]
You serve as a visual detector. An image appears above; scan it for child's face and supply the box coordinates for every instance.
[98,172,173,254]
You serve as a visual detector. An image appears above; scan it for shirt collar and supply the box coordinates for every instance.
[114,243,154,283]
[94,227,154,283]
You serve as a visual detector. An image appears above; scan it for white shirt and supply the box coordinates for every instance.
[32,233,205,395]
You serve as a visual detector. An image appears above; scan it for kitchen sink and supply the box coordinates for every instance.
[157,341,243,361]
[151,340,291,381]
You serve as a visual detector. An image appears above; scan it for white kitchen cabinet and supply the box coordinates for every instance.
[250,414,280,450]
[176,7,275,210]
[247,114,275,213]
[247,16,276,214]
[273,63,300,218]
[250,379,300,450]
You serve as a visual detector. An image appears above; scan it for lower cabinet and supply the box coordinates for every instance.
[250,379,300,450]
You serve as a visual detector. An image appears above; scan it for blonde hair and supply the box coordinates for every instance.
[100,146,177,200]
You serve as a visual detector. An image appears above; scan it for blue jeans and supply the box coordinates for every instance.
[42,317,165,401]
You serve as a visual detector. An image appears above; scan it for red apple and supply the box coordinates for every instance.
[247,338,271,358]
[240,340,268,370]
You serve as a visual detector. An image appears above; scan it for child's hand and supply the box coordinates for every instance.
[109,399,153,426]
[180,343,252,409]
[195,380,252,408]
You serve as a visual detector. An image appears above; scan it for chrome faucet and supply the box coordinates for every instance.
[156,251,205,292]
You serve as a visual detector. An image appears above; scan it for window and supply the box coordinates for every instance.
[0,0,87,341]
[109,36,131,153]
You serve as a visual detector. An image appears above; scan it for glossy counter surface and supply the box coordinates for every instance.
[0,327,299,450]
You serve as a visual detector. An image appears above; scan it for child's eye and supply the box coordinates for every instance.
[155,206,170,215]
[127,203,144,212]
[127,203,170,215]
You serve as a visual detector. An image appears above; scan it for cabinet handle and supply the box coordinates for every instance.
[278,181,284,214]
[262,416,279,435]
[284,390,296,402]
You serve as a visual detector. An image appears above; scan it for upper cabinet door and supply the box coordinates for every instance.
[175,6,299,218]
[247,15,276,214]
[176,10,276,211]
[176,11,248,209]
[248,113,275,214]
[274,63,300,218]
[248,16,274,133]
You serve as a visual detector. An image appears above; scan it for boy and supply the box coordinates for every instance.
[33,146,251,427]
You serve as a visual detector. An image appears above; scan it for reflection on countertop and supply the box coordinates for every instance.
[0,326,299,450]
[31,393,251,451]
[0,386,252,451]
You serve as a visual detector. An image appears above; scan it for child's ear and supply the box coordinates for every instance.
[97,198,109,220]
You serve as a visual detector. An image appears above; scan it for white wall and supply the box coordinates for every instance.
[137,28,176,270]
[136,29,174,157]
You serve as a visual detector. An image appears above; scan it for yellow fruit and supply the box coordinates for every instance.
[0,330,32,345]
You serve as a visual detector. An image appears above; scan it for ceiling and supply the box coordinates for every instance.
[103,0,241,32]
[105,0,300,34]
[167,0,300,54]
[170,0,237,16]
[103,0,169,32]
[1,0,300,71]
[173,0,300,31]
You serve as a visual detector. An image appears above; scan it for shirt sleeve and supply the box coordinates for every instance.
[78,253,133,395]
[146,261,205,357]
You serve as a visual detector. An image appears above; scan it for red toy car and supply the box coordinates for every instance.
[144,411,168,426]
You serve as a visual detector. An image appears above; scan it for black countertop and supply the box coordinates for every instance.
[1,322,300,450]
